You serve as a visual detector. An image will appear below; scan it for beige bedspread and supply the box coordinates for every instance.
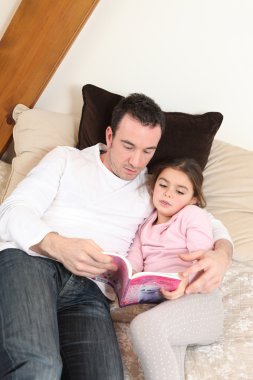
[114,261,253,380]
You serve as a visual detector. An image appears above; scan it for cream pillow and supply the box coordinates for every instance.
[203,139,253,263]
[0,160,12,203]
[1,104,79,201]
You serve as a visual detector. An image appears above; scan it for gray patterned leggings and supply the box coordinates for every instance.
[130,290,223,380]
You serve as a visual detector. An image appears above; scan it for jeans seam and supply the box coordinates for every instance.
[57,274,76,297]
[0,306,15,377]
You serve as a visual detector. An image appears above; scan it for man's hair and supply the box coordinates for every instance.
[148,158,206,208]
[111,93,165,134]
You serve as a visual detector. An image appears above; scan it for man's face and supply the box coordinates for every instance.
[101,113,162,181]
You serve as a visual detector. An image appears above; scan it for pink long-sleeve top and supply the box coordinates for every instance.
[127,204,214,274]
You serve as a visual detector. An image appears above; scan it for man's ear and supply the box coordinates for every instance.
[105,126,113,148]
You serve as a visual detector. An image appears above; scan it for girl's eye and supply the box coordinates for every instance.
[159,184,166,188]
[177,190,184,195]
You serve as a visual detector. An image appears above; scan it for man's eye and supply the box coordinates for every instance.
[144,150,154,155]
[124,146,133,150]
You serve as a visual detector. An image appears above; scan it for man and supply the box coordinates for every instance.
[0,94,232,379]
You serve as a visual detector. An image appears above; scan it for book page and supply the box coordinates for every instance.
[132,271,180,280]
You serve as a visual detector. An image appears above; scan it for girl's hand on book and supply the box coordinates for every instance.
[160,275,188,300]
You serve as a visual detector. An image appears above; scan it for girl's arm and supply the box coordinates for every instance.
[180,207,233,294]
[127,229,145,274]
[162,205,214,301]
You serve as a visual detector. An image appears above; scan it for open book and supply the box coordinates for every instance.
[94,252,181,307]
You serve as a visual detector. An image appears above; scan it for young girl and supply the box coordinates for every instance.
[128,158,224,380]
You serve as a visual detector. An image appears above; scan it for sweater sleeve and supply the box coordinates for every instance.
[180,206,214,252]
[208,212,233,245]
[0,147,68,254]
[127,229,145,273]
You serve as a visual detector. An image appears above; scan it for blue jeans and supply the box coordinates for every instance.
[0,249,123,380]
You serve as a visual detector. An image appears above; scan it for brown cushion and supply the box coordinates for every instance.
[77,84,223,170]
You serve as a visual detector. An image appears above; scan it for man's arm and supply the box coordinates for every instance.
[0,147,117,277]
[0,147,67,253]
[31,232,117,277]
[180,238,233,294]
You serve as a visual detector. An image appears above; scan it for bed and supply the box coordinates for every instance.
[0,84,253,379]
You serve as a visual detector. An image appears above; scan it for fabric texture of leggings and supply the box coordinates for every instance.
[130,290,223,380]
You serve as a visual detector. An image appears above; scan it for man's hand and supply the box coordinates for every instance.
[31,232,117,277]
[180,239,233,294]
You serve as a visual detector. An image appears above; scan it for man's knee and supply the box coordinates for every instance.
[0,351,62,380]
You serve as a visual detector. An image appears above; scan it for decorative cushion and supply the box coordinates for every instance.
[77,84,223,170]
[0,160,11,203]
[1,104,79,201]
[203,139,253,263]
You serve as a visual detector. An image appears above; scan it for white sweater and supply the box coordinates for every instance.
[0,144,152,255]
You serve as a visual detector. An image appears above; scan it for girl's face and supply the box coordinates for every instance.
[153,167,198,224]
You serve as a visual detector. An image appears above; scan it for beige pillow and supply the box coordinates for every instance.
[1,104,79,201]
[0,160,12,203]
[203,139,253,263]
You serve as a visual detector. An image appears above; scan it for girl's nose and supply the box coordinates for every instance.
[165,190,172,198]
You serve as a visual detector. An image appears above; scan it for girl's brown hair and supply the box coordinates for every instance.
[148,158,206,208]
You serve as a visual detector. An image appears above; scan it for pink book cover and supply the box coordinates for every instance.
[95,252,181,307]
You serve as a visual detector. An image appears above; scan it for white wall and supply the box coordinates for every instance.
[1,0,253,150]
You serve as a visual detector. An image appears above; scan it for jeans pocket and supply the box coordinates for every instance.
[58,275,110,313]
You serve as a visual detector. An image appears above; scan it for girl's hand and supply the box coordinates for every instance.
[160,275,188,300]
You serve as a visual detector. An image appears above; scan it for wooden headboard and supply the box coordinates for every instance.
[0,0,99,157]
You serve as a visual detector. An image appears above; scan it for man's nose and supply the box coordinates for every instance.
[129,152,142,168]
